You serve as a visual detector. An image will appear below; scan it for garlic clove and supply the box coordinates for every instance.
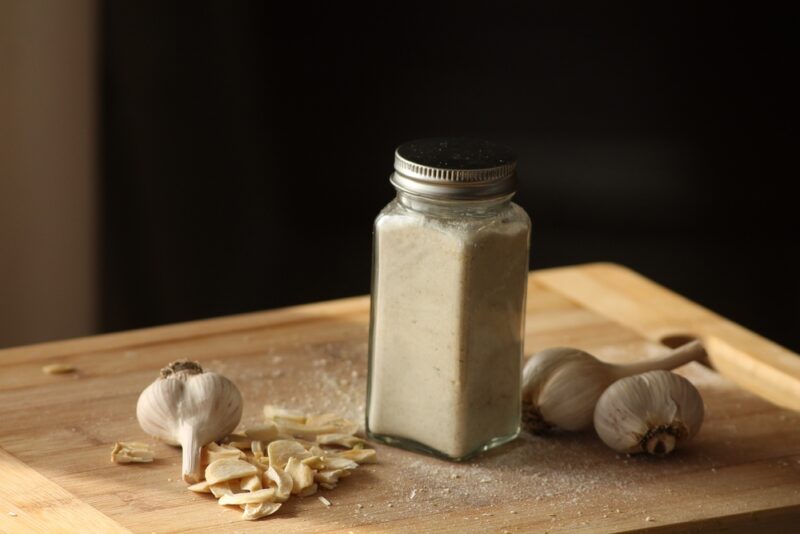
[521,341,706,433]
[136,360,243,483]
[593,370,704,455]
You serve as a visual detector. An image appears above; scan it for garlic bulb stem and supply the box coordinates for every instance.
[180,424,203,484]
[611,340,705,378]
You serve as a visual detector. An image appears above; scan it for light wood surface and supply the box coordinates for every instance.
[1,263,799,533]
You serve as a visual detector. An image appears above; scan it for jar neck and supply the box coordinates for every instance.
[396,190,513,218]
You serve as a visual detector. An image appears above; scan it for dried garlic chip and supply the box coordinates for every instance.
[316,433,366,448]
[315,468,350,486]
[251,440,264,459]
[298,483,318,497]
[323,457,359,471]
[187,481,211,493]
[302,456,325,470]
[226,432,248,442]
[42,363,76,375]
[264,465,293,502]
[205,442,246,464]
[267,439,310,469]
[244,422,279,442]
[274,418,358,440]
[241,474,262,492]
[209,481,235,498]
[205,458,258,485]
[263,405,306,424]
[218,488,276,506]
[228,441,252,450]
[242,502,281,520]
[334,448,377,464]
[111,441,154,463]
[306,413,360,435]
[319,482,337,490]
[285,457,315,495]
[308,445,326,457]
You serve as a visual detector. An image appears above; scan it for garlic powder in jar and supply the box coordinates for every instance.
[366,138,531,460]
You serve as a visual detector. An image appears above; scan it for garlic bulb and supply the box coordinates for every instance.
[521,340,705,433]
[594,370,704,455]
[137,360,243,483]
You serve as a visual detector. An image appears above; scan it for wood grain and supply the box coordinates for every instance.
[1,263,798,533]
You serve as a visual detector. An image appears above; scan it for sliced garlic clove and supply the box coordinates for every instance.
[244,422,279,442]
[205,441,246,464]
[297,483,318,497]
[209,481,235,498]
[187,480,211,493]
[267,439,310,469]
[242,502,281,520]
[314,468,349,486]
[240,474,262,492]
[111,441,154,463]
[251,440,265,459]
[285,457,315,495]
[301,456,326,470]
[218,488,276,506]
[324,456,359,470]
[264,465,293,502]
[330,449,375,464]
[205,458,258,485]
[316,433,366,448]
[263,405,306,424]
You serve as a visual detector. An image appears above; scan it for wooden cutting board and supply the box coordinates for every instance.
[1,263,799,533]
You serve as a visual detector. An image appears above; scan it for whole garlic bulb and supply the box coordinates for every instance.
[521,340,705,432]
[137,360,243,483]
[594,370,704,455]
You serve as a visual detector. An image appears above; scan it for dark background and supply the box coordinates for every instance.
[101,2,799,351]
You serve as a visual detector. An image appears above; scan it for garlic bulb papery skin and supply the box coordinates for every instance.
[136,360,243,483]
[521,340,705,433]
[594,370,704,455]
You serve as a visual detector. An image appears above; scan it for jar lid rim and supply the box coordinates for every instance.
[392,138,517,200]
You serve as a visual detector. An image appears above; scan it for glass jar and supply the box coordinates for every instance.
[366,138,531,460]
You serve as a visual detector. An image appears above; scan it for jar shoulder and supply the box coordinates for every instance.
[374,199,530,235]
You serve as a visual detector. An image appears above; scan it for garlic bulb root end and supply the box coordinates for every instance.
[642,426,682,456]
[522,401,553,434]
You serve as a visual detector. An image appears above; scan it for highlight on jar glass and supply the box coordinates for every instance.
[366,138,531,461]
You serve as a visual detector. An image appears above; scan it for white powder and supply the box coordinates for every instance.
[367,200,530,459]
